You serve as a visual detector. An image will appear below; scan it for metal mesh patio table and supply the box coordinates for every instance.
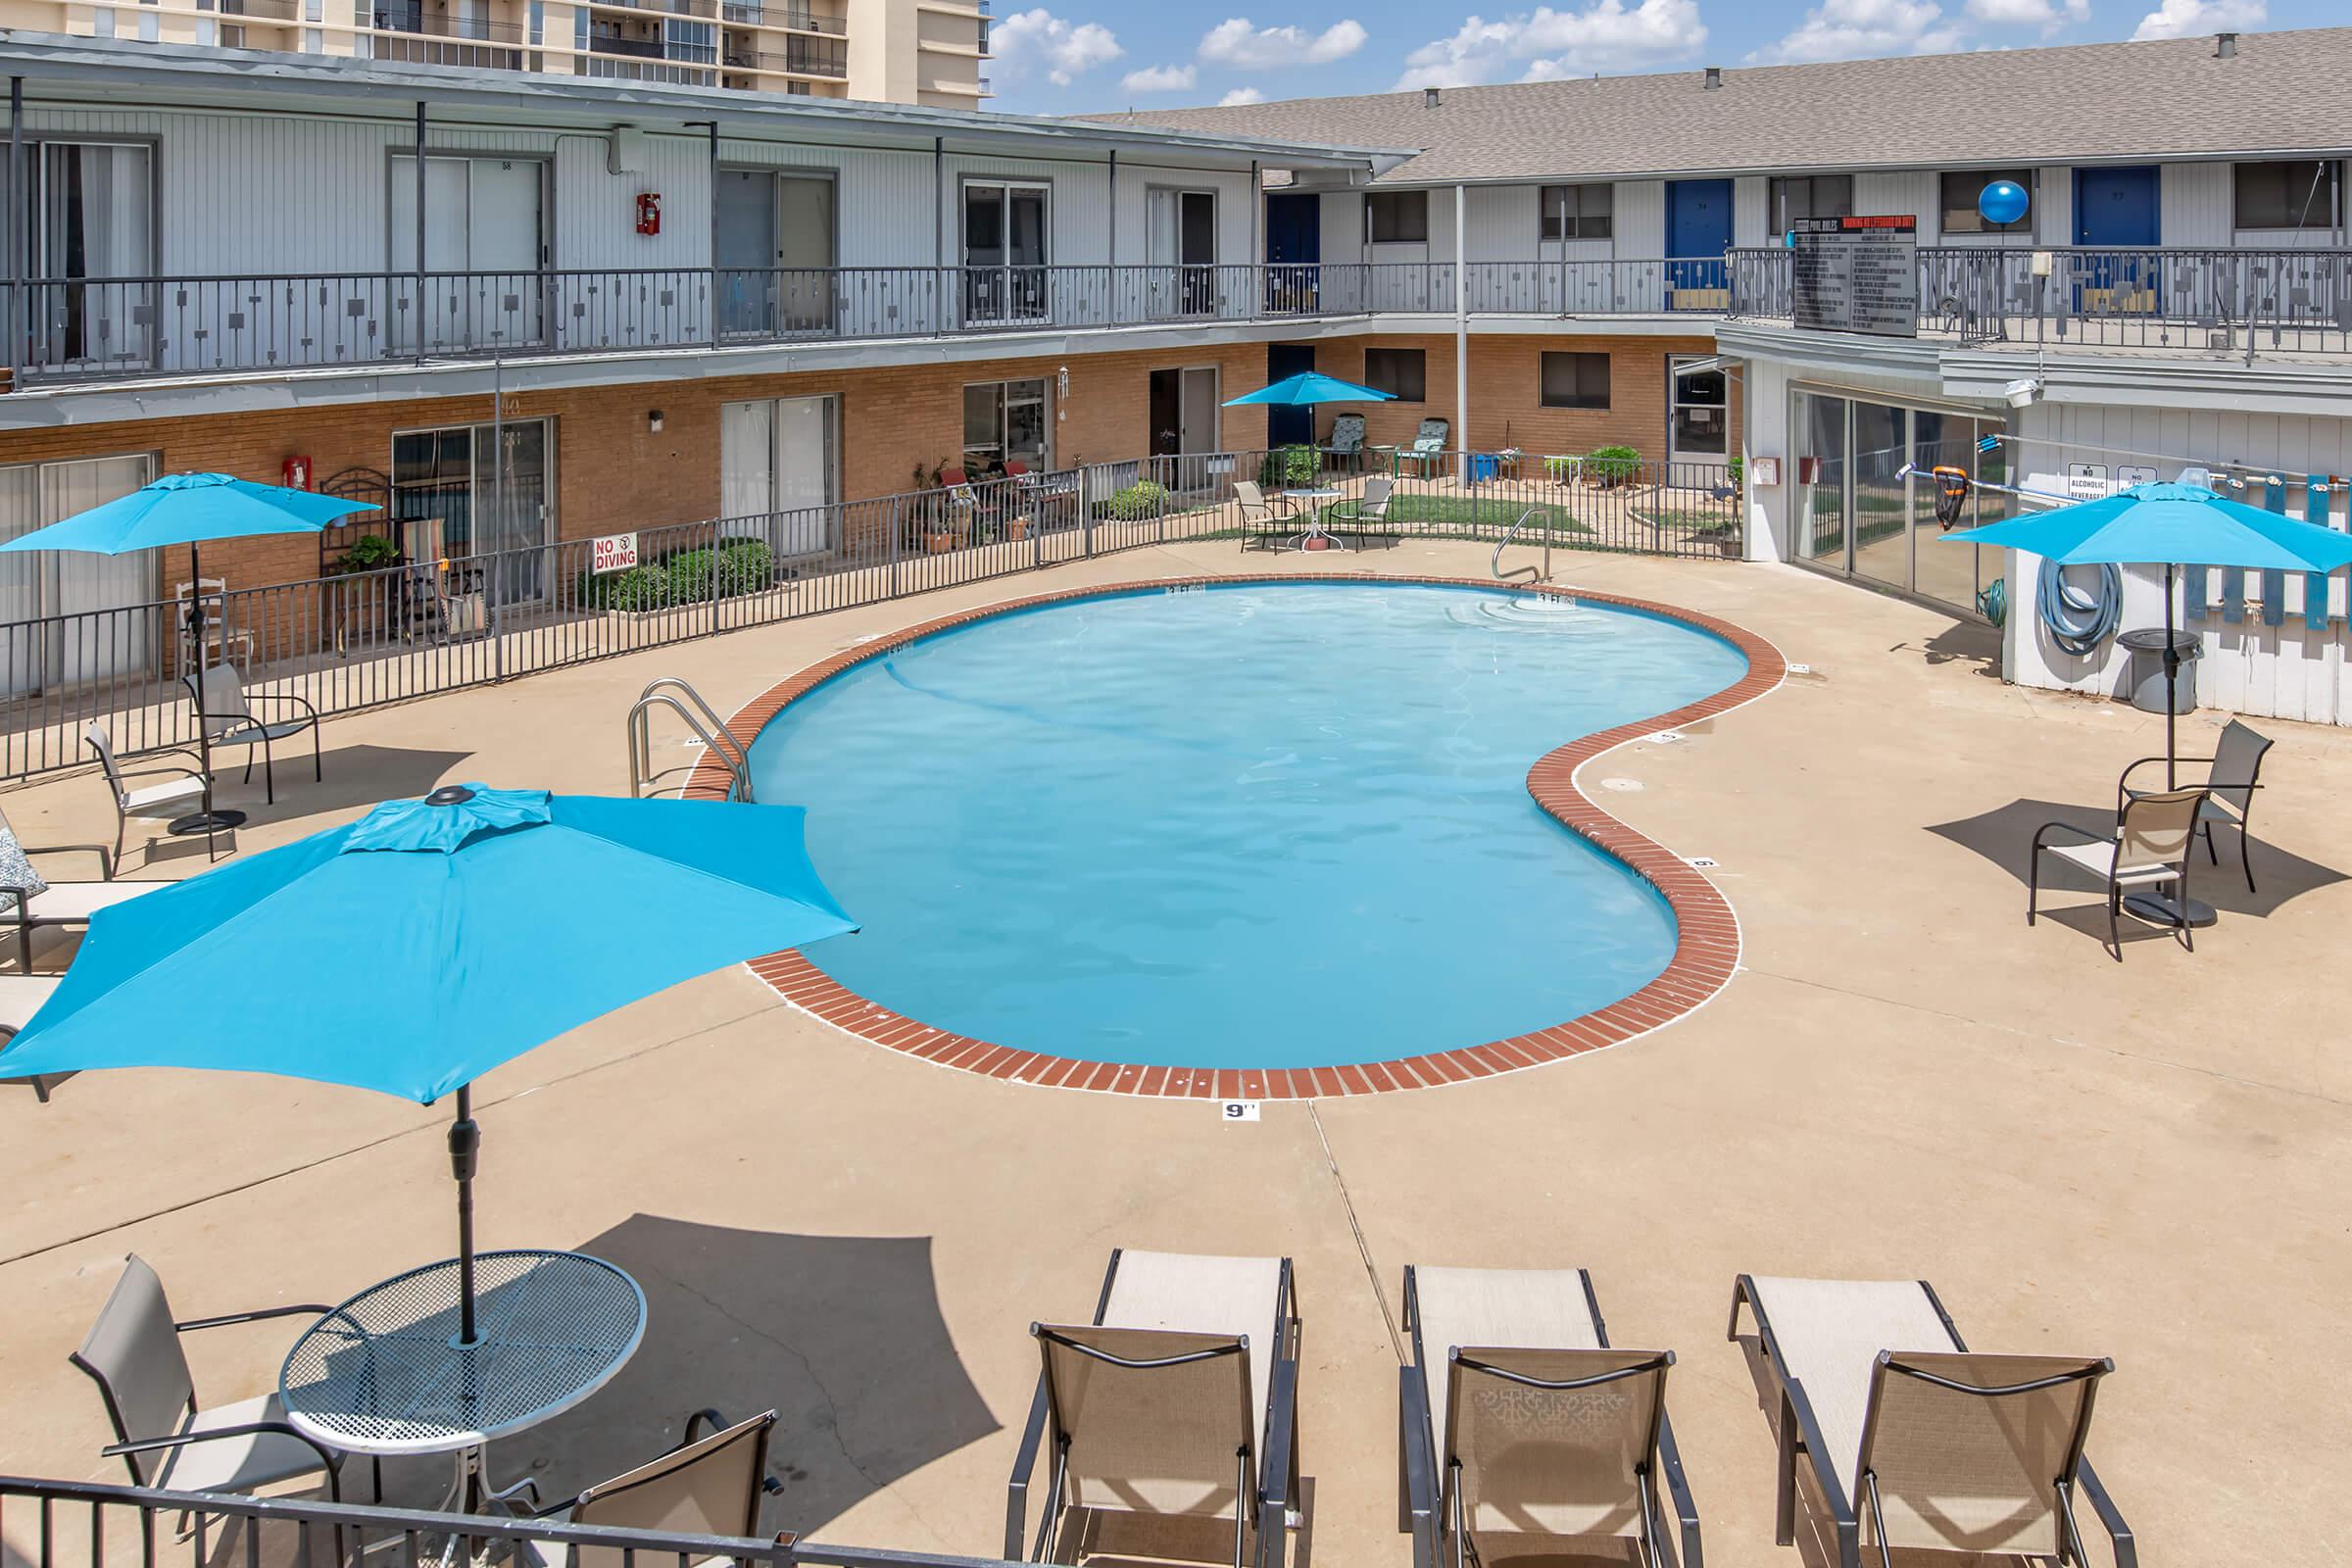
[281,1250,646,1471]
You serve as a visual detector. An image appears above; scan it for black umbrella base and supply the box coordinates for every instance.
[2123,891,2218,929]
[170,809,246,835]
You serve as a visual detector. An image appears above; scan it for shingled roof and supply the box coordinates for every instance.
[1079,27,2352,184]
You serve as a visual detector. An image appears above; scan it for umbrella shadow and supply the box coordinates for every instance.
[1926,797,2348,921]
[204,745,477,834]
[512,1215,1002,1540]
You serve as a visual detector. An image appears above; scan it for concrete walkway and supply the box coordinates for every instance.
[2,537,2342,1567]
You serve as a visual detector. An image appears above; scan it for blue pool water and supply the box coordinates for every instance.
[747,583,1749,1069]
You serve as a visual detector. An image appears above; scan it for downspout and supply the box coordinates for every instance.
[706,121,719,349]
[414,100,427,365]
[1249,159,1259,318]
[7,79,23,388]
[1105,149,1116,323]
[932,134,945,330]
[1453,182,1468,482]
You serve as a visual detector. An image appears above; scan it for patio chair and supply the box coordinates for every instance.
[0,803,146,972]
[1727,1275,2132,1568]
[1324,415,1366,473]
[1396,419,1449,477]
[2028,785,2206,959]
[1327,477,1396,548]
[1234,480,1296,552]
[70,1254,366,1505]
[174,577,254,672]
[514,1408,783,1568]
[85,721,220,865]
[2,972,63,1101]
[2117,718,2274,893]
[183,663,321,806]
[1006,1248,1301,1568]
[1398,1265,1699,1568]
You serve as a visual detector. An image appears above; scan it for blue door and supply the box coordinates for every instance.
[1265,343,1315,448]
[1264,192,1320,312]
[2073,166,2160,315]
[1667,179,1733,295]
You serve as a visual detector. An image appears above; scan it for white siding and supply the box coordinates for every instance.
[1321,189,1365,267]
[1615,180,1666,257]
[1854,171,1937,238]
[2161,162,2232,248]
[1734,176,1770,248]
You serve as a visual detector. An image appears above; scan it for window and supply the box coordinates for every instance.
[92,6,114,35]
[1362,347,1426,403]
[1540,352,1610,410]
[1770,174,1853,235]
[961,378,1052,473]
[194,18,218,43]
[1539,183,1612,241]
[1940,169,2032,235]
[2234,160,2342,230]
[136,9,157,38]
[721,395,839,556]
[527,0,543,42]
[302,25,322,48]
[1367,190,1428,244]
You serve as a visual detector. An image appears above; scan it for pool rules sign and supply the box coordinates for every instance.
[1790,216,1919,337]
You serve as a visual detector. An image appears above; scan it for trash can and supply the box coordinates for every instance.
[1466,452,1498,484]
[2117,627,2199,714]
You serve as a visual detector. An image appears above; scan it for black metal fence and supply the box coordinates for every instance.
[0,1473,1022,1568]
[0,448,1742,781]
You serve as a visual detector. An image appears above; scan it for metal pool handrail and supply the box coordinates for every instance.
[1493,508,1552,584]
[628,676,752,801]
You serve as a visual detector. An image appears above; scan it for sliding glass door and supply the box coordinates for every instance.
[0,453,159,696]
[24,141,155,372]
[391,418,555,603]
[961,180,1049,324]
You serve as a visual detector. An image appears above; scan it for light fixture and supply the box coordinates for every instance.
[1056,366,1069,420]
[2003,377,2043,410]
[648,409,665,432]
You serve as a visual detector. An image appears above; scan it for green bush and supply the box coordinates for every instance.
[1584,444,1642,487]
[578,538,774,612]
[1095,480,1168,521]
[328,533,402,575]
[1726,455,1745,488]
[1256,445,1320,488]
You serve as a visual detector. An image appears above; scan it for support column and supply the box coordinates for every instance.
[932,135,945,330]
[706,122,719,349]
[7,79,24,387]
[1105,150,1116,323]
[413,100,427,365]
[1453,183,1469,482]
[1249,159,1260,317]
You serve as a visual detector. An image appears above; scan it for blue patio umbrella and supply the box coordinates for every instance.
[0,471,380,834]
[1222,370,1396,407]
[1946,481,2352,924]
[0,783,858,1342]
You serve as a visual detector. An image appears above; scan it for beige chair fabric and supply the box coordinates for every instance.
[1744,1277,1957,1510]
[2043,785,2205,884]
[552,1411,775,1568]
[1862,1350,2106,1557]
[1101,1250,1282,1445]
[1413,1266,1601,1466]
[1038,1324,1256,1519]
[1,975,63,1032]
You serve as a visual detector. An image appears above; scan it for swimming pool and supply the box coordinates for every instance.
[745,580,1759,1077]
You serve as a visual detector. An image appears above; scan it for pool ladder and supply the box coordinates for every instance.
[1492,508,1552,584]
[627,677,753,803]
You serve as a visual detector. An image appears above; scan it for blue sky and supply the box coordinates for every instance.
[986,0,2325,116]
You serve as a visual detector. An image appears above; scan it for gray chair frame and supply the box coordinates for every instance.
[1234,481,1298,553]
[84,723,220,865]
[1327,477,1396,548]
[1396,1266,1700,1568]
[68,1255,371,1512]
[183,665,322,806]
[2029,787,2208,960]
[1005,1248,1302,1568]
[0,803,116,973]
[510,1406,783,1557]
[2116,719,2274,894]
[1726,1276,2134,1568]
[1323,415,1367,474]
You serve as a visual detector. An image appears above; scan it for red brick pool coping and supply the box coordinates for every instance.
[687,575,1786,1096]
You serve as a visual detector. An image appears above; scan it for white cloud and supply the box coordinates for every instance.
[990,8,1123,85]
[1121,62,1198,90]
[2131,0,2263,39]
[1965,0,2086,28]
[1743,0,1964,64]
[1200,17,1368,67]
[1394,0,1704,89]
[1220,85,1269,104]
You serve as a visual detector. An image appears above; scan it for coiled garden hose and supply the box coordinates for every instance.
[1978,576,2008,629]
[2037,558,2123,657]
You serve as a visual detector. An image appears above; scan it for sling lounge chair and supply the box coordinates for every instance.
[1007,1248,1301,1568]
[1324,415,1366,473]
[515,1408,783,1568]
[1396,419,1449,477]
[86,722,219,865]
[185,664,321,807]
[1727,1275,2132,1568]
[2029,786,2206,959]
[0,803,143,972]
[1399,1265,1699,1568]
[1327,477,1396,547]
[1234,481,1296,552]
[2117,717,2273,894]
[2,973,63,1101]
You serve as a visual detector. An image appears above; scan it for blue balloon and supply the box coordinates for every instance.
[1979,179,2030,226]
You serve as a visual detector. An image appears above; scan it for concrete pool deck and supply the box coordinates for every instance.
[1,537,2343,1568]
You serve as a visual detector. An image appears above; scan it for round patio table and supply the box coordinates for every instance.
[1282,487,1346,552]
[281,1250,646,1514]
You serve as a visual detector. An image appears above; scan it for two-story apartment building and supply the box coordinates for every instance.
[0,0,987,107]
[7,27,2352,718]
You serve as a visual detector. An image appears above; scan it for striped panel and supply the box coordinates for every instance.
[2261,474,2288,626]
[2309,476,2336,628]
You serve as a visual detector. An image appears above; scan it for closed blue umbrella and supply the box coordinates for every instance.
[0,783,858,1340]
[1222,370,1396,407]
[0,471,380,834]
[1945,480,2352,926]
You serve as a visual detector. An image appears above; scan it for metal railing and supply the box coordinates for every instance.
[369,5,526,38]
[629,675,751,800]
[0,1473,1025,1568]
[1728,244,2352,358]
[0,449,1740,782]
[725,39,847,74]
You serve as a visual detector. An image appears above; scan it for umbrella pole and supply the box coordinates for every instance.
[168,541,247,839]
[2164,562,2180,790]
[450,1085,480,1346]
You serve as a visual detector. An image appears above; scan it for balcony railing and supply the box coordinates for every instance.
[218,0,302,21]
[728,37,846,74]
[723,2,849,31]
[370,5,526,38]
[1727,244,2352,357]
[6,251,2347,390]
[592,29,718,62]
[591,0,720,18]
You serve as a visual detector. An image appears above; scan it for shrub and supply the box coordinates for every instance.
[1095,480,1168,521]
[328,533,402,575]
[1726,455,1745,488]
[578,538,774,611]
[1257,445,1320,488]
[1584,444,1642,487]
